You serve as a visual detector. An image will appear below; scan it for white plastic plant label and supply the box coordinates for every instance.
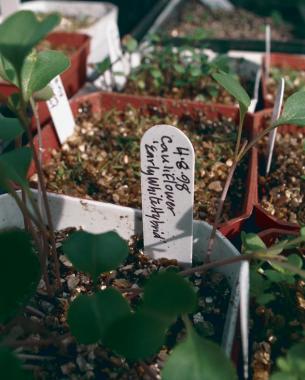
[46,76,75,144]
[265,24,271,81]
[141,125,195,264]
[199,0,234,10]
[1,0,19,18]
[266,77,285,175]
[248,68,261,113]
[106,19,127,90]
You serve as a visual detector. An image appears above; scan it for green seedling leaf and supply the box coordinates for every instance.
[0,147,32,190]
[301,227,305,237]
[0,54,17,85]
[142,271,197,320]
[174,63,185,74]
[264,269,295,285]
[250,269,276,305]
[274,91,305,127]
[288,254,303,269]
[21,50,70,101]
[0,347,33,380]
[212,70,251,119]
[269,260,305,279]
[162,323,237,380]
[0,10,60,72]
[151,68,163,80]
[241,232,266,253]
[63,231,128,281]
[271,374,297,380]
[256,293,276,305]
[123,35,138,53]
[104,311,167,361]
[68,288,130,344]
[211,55,230,73]
[0,114,23,141]
[190,65,201,77]
[0,230,40,323]
[270,254,303,277]
[271,343,305,380]
[96,56,111,75]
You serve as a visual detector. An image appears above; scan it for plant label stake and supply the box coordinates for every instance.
[1,0,19,18]
[248,68,261,113]
[265,24,271,82]
[199,0,234,11]
[106,19,127,90]
[266,77,285,175]
[141,125,195,265]
[240,261,250,380]
[46,75,75,144]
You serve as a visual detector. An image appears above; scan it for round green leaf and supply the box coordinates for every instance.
[151,68,163,79]
[270,374,297,380]
[104,311,167,361]
[0,147,32,191]
[0,114,23,141]
[0,230,41,323]
[142,271,198,320]
[123,36,138,53]
[162,326,237,380]
[270,343,305,380]
[0,347,33,380]
[21,50,70,101]
[68,288,131,344]
[190,66,201,77]
[287,254,303,270]
[62,231,128,281]
[0,11,60,72]
[241,232,267,253]
[174,64,185,74]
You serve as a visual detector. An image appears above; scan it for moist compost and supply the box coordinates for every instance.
[258,131,305,225]
[163,0,294,41]
[266,66,305,105]
[34,102,249,224]
[2,228,231,380]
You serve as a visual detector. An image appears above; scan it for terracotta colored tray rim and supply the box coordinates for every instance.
[29,91,257,235]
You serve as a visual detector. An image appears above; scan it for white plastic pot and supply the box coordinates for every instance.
[19,1,118,65]
[0,190,240,357]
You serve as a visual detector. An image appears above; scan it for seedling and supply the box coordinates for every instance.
[1,9,305,380]
[124,43,251,105]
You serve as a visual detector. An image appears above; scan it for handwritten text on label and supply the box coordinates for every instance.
[46,76,75,144]
[141,125,195,264]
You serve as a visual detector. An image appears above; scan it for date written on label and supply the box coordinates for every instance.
[46,75,75,144]
[141,125,195,255]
